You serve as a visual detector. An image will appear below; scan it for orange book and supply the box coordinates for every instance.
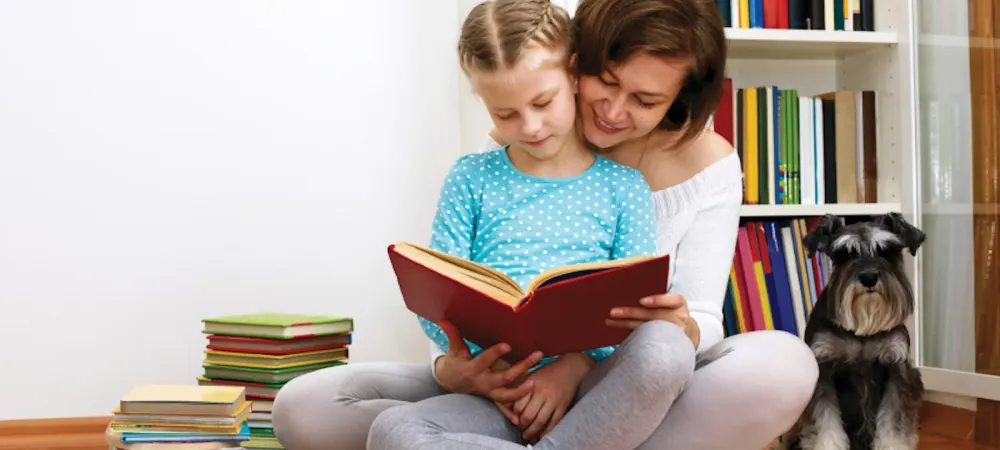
[387,242,670,363]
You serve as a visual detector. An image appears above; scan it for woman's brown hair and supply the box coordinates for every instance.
[457,0,573,76]
[573,0,727,144]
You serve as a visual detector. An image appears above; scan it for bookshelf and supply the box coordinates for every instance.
[725,28,898,59]
[723,0,1000,415]
[716,1,921,354]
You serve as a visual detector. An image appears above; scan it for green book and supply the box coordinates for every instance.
[202,312,353,339]
[202,361,346,383]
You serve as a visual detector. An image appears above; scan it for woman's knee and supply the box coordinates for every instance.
[367,405,420,449]
[623,320,697,391]
[724,330,818,419]
[271,370,331,447]
[271,365,364,449]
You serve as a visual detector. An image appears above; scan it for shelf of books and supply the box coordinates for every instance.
[711,0,912,338]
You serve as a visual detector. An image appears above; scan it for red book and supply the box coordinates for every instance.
[387,242,670,363]
[206,334,351,355]
[715,78,735,146]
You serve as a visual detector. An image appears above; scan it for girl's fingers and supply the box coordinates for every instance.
[493,401,520,426]
[522,400,554,441]
[518,396,545,432]
[541,404,567,439]
[514,392,532,415]
[488,380,534,404]
[472,342,512,372]
[494,350,541,386]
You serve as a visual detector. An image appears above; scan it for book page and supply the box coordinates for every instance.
[525,254,655,292]
[392,243,524,304]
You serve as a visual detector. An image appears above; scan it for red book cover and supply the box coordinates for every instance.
[763,0,781,28]
[777,0,790,28]
[715,78,735,146]
[205,334,351,355]
[387,243,671,363]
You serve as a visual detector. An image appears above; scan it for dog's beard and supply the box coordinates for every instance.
[836,279,909,336]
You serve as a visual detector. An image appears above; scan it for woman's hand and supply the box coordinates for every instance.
[433,320,541,404]
[511,352,593,443]
[606,292,701,349]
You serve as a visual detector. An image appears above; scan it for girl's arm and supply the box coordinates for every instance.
[421,155,486,368]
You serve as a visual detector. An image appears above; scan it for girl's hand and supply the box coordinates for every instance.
[511,352,592,443]
[606,292,701,348]
[433,320,541,404]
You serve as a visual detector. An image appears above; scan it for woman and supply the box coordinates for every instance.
[272,0,818,448]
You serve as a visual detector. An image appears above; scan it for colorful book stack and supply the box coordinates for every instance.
[196,313,353,449]
[106,384,251,449]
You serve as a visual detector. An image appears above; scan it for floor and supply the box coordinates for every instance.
[0,410,996,450]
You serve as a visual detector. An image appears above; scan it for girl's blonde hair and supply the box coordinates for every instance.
[457,0,573,76]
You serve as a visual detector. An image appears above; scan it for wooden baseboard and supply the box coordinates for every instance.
[922,400,977,442]
[0,416,110,450]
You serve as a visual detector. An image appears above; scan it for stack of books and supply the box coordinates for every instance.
[106,384,251,449]
[196,313,353,449]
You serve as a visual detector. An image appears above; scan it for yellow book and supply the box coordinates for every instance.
[112,401,251,428]
[119,384,245,416]
[728,266,748,334]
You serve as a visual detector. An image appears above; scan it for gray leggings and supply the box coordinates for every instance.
[272,322,818,450]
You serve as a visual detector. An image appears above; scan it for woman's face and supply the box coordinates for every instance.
[577,52,689,149]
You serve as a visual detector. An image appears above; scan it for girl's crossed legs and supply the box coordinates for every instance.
[272,323,817,450]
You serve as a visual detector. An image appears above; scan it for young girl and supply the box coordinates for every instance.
[399,0,675,445]
[421,0,656,371]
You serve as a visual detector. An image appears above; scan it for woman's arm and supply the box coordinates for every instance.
[670,170,742,354]
[606,136,742,353]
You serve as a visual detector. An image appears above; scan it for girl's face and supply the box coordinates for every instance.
[470,48,578,161]
[577,52,689,149]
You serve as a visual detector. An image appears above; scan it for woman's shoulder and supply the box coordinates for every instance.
[655,130,742,207]
[688,129,738,178]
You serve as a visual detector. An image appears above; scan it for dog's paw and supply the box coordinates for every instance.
[873,432,918,450]
[799,430,849,450]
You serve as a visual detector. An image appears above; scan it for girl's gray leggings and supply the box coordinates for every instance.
[271,321,818,450]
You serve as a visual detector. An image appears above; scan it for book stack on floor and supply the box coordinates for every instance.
[105,384,251,450]
[196,313,353,449]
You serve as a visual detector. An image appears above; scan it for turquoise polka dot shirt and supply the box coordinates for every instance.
[420,147,657,369]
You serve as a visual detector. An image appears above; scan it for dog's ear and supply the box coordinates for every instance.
[881,212,926,256]
[803,214,844,257]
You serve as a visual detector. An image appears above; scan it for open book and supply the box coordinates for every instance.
[387,242,670,363]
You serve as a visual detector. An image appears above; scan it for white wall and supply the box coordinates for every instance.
[458,0,494,154]
[0,0,461,419]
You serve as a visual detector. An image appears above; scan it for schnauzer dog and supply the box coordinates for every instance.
[783,212,926,450]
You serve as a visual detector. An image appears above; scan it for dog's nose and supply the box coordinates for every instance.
[859,270,879,288]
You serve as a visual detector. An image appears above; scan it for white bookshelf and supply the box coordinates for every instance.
[740,202,902,218]
[726,28,898,59]
[727,0,914,221]
[724,3,1000,403]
